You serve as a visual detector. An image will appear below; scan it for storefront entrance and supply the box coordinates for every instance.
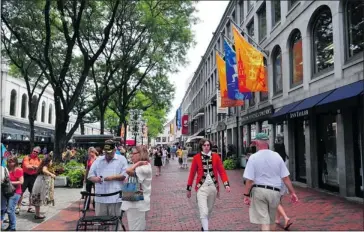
[294,119,306,183]
[317,114,339,192]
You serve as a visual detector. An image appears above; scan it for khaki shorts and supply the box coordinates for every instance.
[249,187,281,225]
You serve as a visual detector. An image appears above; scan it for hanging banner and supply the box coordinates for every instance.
[223,39,252,100]
[120,124,125,138]
[232,25,268,92]
[176,107,181,130]
[170,123,174,135]
[216,52,244,107]
[217,90,228,114]
[181,114,189,135]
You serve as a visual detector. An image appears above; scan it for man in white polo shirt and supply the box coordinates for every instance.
[243,133,298,231]
[88,140,128,217]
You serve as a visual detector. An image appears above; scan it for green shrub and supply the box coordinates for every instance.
[223,158,237,170]
[60,160,86,188]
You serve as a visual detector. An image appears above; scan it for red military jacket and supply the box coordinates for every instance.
[187,152,230,192]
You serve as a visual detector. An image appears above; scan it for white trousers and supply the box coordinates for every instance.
[126,208,147,231]
[162,156,167,166]
[196,183,217,219]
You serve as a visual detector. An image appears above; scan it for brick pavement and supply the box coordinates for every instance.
[32,159,363,231]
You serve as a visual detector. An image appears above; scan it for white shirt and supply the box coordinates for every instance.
[243,149,290,189]
[121,163,152,212]
[202,151,214,185]
[162,150,167,157]
[88,155,128,203]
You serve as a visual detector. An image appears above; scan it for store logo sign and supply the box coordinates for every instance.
[290,110,309,119]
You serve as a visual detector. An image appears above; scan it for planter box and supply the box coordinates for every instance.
[54,176,68,187]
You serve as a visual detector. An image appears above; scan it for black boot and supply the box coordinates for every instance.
[201,227,204,231]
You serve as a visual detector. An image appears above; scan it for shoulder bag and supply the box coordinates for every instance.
[2,167,15,199]
[121,173,144,202]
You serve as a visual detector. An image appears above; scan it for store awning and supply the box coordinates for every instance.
[316,80,364,106]
[288,90,335,118]
[186,136,204,143]
[3,127,29,136]
[270,101,303,121]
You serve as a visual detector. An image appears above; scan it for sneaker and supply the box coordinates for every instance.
[15,207,20,215]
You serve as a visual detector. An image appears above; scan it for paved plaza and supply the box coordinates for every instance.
[27,159,363,231]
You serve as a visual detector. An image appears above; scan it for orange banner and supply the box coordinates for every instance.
[232,25,268,92]
[216,52,244,107]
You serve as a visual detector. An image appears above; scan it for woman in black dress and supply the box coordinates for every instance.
[154,147,163,176]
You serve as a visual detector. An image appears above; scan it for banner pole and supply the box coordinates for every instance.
[227,16,269,58]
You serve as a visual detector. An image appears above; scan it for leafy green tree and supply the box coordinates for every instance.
[2,0,196,161]
[1,37,48,150]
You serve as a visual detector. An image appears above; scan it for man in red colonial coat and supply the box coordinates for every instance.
[186,139,231,231]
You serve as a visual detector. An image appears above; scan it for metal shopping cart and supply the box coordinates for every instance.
[76,190,126,231]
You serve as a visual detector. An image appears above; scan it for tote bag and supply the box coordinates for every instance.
[121,173,144,202]
[2,168,15,199]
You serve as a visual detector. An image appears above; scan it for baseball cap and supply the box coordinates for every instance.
[103,140,115,154]
[254,132,269,141]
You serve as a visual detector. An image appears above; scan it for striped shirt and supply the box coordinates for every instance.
[88,155,128,203]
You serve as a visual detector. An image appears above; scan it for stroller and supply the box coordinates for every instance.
[76,190,126,231]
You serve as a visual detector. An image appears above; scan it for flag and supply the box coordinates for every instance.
[216,52,244,107]
[223,39,252,100]
[1,143,7,167]
[232,25,268,92]
[120,124,125,138]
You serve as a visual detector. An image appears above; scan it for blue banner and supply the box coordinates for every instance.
[1,143,7,167]
[176,107,181,130]
[223,40,252,100]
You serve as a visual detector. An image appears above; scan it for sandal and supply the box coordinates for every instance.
[27,208,35,213]
[284,219,293,231]
[34,215,46,220]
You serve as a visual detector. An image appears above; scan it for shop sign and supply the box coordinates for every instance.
[241,106,273,124]
[289,109,309,119]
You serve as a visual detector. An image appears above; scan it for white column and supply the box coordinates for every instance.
[331,3,345,81]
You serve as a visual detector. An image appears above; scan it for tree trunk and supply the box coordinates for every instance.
[80,120,85,135]
[28,117,35,152]
[99,103,107,135]
[53,109,69,162]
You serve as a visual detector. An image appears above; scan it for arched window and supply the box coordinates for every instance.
[48,104,53,124]
[21,94,27,118]
[9,89,17,116]
[273,46,283,95]
[290,29,303,87]
[312,7,334,74]
[346,0,364,58]
[31,95,38,120]
[41,101,46,122]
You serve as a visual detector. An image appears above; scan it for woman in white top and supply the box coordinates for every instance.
[122,145,152,231]
[161,148,167,166]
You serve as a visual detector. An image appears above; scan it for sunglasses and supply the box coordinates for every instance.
[32,150,39,154]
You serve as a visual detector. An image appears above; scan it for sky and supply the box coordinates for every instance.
[167,1,229,121]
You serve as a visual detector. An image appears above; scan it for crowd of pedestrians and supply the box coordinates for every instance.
[1,131,298,231]
[1,146,56,231]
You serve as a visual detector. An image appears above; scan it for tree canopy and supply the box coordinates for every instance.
[2,0,197,159]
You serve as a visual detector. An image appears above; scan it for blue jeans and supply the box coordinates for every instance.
[7,193,20,230]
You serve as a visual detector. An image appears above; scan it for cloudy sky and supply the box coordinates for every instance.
[167,1,229,121]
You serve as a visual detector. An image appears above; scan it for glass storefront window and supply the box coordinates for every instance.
[318,114,339,190]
